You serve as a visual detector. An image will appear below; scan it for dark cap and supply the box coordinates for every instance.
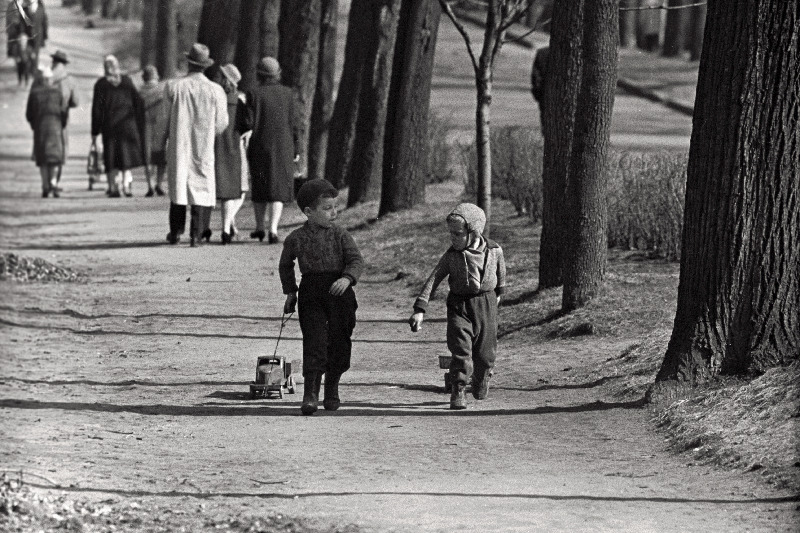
[50,50,69,65]
[296,179,338,211]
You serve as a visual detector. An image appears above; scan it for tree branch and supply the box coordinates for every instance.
[620,1,706,11]
[439,0,480,73]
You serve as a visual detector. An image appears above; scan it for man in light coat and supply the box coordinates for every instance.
[164,43,228,246]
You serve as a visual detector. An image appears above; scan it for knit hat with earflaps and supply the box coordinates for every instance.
[448,203,486,235]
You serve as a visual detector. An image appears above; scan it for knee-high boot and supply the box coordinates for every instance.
[301,373,322,415]
[323,372,341,411]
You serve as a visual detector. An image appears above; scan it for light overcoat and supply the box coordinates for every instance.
[164,72,228,207]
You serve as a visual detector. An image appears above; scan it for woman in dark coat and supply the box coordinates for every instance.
[207,63,247,244]
[243,56,297,244]
[91,55,145,198]
[26,66,64,198]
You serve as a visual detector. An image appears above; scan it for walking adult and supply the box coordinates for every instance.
[6,4,33,86]
[26,66,63,198]
[22,0,47,70]
[91,54,146,197]
[530,45,549,136]
[50,50,79,192]
[163,43,228,247]
[208,63,247,244]
[139,65,168,197]
[244,56,297,244]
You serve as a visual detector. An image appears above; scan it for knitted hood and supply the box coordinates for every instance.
[449,203,486,235]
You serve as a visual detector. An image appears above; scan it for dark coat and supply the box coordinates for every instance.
[26,81,64,166]
[91,75,146,171]
[244,81,296,203]
[215,92,247,200]
[23,2,47,53]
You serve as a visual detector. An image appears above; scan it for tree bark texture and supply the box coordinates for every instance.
[235,0,281,92]
[561,0,618,312]
[141,0,158,69]
[379,0,440,216]
[197,0,242,65]
[279,0,322,177]
[325,0,372,189]
[662,0,689,57]
[656,0,800,385]
[619,0,637,49]
[156,0,178,78]
[688,3,706,61]
[307,0,339,181]
[346,0,402,207]
[538,0,583,289]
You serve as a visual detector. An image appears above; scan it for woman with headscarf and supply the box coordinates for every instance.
[206,63,248,244]
[243,56,297,244]
[91,54,145,197]
[139,65,168,197]
[26,65,64,198]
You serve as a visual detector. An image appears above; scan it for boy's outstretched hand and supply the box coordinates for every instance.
[409,312,424,332]
[329,277,351,296]
[284,293,298,314]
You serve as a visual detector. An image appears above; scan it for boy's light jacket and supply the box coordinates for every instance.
[413,236,506,312]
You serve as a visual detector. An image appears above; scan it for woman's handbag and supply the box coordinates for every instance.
[86,140,104,191]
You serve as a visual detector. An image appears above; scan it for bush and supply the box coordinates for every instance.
[460,126,544,220]
[606,151,687,261]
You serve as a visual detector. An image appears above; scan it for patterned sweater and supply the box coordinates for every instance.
[413,237,506,312]
[279,221,364,294]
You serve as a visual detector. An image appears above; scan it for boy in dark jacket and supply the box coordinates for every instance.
[409,203,506,410]
[279,179,364,415]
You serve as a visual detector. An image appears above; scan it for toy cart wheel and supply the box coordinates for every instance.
[287,376,296,394]
[444,372,452,393]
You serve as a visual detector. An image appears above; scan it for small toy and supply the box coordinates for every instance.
[249,313,297,399]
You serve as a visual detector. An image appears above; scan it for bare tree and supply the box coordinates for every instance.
[439,0,535,235]
[235,0,281,92]
[379,0,441,216]
[307,0,339,181]
[198,0,242,65]
[141,0,158,68]
[619,0,638,48]
[662,0,689,57]
[688,2,706,61]
[654,0,799,394]
[156,0,177,78]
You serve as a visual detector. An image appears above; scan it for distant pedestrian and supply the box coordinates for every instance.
[22,0,47,70]
[409,203,506,410]
[530,45,549,134]
[208,63,248,244]
[26,66,64,198]
[279,179,364,415]
[50,50,79,190]
[163,43,228,247]
[6,7,34,86]
[91,55,146,197]
[139,65,168,197]
[243,56,297,244]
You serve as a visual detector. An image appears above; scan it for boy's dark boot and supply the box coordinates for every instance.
[301,373,322,415]
[450,382,467,410]
[323,372,341,411]
[471,370,492,400]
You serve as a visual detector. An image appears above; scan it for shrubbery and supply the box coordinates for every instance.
[450,125,687,260]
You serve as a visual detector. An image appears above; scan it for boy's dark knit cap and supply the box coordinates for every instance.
[296,179,338,211]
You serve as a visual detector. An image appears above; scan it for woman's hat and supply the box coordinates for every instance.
[256,56,281,79]
[50,50,69,65]
[186,43,214,68]
[220,64,241,85]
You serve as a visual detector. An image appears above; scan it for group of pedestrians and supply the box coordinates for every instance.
[24,39,297,246]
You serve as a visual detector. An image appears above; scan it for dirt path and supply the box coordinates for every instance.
[1,6,798,532]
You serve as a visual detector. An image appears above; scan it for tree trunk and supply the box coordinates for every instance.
[325,0,372,189]
[538,0,583,289]
[346,0,402,207]
[654,0,800,390]
[235,0,281,92]
[524,1,547,29]
[474,73,493,234]
[688,3,706,61]
[82,0,98,15]
[279,0,322,177]
[156,0,178,79]
[379,0,440,216]
[141,0,158,68]
[662,0,689,57]
[260,0,281,58]
[619,0,637,48]
[561,0,618,312]
[197,0,242,65]
[307,0,338,181]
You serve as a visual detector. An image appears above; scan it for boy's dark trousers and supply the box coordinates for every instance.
[298,272,358,377]
[169,203,211,240]
[446,291,497,386]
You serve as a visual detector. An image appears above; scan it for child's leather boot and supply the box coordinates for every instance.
[301,373,322,415]
[323,372,341,411]
[450,382,467,410]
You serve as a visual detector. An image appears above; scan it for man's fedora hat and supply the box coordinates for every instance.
[186,43,214,68]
